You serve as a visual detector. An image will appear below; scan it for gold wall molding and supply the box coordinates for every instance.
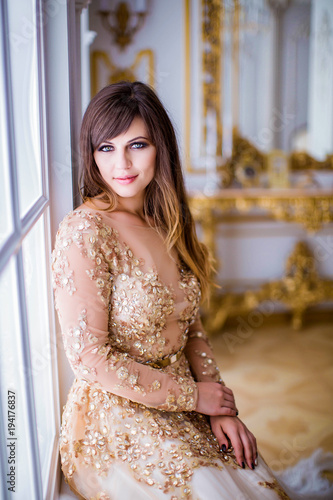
[184,0,191,171]
[98,2,149,50]
[184,0,224,172]
[202,0,223,155]
[290,151,333,171]
[91,49,155,96]
[232,128,333,171]
[221,129,333,188]
[189,189,333,233]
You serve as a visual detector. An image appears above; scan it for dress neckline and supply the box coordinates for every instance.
[100,212,156,229]
[78,204,157,229]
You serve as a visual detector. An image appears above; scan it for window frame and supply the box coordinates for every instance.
[0,0,91,495]
[0,0,61,498]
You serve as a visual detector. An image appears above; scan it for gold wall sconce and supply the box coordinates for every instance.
[98,1,149,50]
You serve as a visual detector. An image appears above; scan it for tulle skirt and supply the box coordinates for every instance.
[60,378,291,500]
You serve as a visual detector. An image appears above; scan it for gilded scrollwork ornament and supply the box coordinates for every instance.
[244,241,333,330]
[189,194,333,332]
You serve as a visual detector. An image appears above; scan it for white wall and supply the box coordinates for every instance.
[308,0,333,159]
[279,1,311,152]
[239,2,276,153]
[89,0,185,149]
[46,2,76,415]
[215,221,333,289]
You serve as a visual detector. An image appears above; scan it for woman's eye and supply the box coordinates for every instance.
[130,142,148,150]
[98,145,113,152]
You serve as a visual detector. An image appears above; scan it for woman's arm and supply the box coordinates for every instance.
[52,212,197,412]
[184,313,238,416]
[184,313,224,383]
[184,313,255,464]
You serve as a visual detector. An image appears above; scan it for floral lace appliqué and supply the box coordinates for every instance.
[259,478,291,499]
[63,309,97,377]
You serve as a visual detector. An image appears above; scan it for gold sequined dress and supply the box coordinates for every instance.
[52,208,290,500]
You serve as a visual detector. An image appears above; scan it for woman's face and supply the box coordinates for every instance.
[93,116,156,206]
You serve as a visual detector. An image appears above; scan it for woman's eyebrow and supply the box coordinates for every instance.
[127,135,149,143]
[100,135,149,145]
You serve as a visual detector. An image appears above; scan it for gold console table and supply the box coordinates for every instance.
[189,188,333,332]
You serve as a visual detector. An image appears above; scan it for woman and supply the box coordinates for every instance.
[52,81,290,499]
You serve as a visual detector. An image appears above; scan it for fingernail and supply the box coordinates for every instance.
[221,444,226,452]
[251,462,255,470]
[236,411,239,416]
[242,462,245,469]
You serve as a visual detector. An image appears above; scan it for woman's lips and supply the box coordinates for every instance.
[114,175,138,185]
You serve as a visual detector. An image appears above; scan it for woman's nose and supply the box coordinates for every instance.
[116,148,131,169]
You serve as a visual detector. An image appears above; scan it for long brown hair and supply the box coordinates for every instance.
[80,81,213,302]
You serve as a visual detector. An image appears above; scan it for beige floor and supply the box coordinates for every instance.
[210,315,333,473]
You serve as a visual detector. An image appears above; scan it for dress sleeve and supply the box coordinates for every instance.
[52,212,198,412]
[184,312,224,384]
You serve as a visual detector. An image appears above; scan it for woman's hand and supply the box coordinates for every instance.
[210,415,257,470]
[195,382,238,416]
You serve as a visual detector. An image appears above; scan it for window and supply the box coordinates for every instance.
[0,1,60,498]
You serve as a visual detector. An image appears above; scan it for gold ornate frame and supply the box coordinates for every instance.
[91,49,155,97]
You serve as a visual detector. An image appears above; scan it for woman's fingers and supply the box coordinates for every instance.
[222,422,252,469]
[216,406,238,417]
[241,431,255,469]
[218,388,236,409]
[249,431,257,465]
[231,429,257,469]
[222,386,234,396]
[229,430,245,468]
[210,416,258,471]
[219,395,238,414]
[218,399,236,409]
[220,388,237,412]
[210,420,229,452]
[222,388,235,402]
[223,392,235,404]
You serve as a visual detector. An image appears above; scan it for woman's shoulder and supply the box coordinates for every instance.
[57,206,96,229]
[55,200,157,245]
[78,199,157,230]
[55,203,117,242]
[53,210,120,266]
